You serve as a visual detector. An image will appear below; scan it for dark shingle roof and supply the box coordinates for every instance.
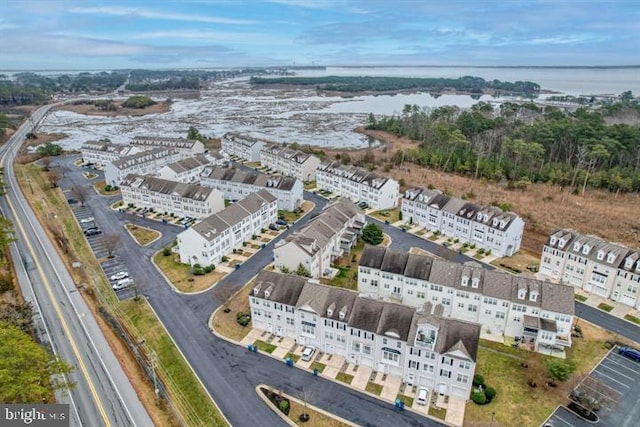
[360,245,387,269]
[251,271,306,306]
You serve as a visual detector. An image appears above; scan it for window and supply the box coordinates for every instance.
[362,344,372,355]
[301,324,315,336]
[468,304,478,312]
[382,351,399,364]
[495,311,505,319]
[456,374,469,384]
[352,342,361,352]
[409,360,419,369]
[459,361,471,369]
[439,369,451,378]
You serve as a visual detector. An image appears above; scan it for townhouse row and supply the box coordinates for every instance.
[221,132,266,162]
[401,187,524,257]
[273,198,365,278]
[260,144,321,182]
[177,189,278,266]
[358,246,575,356]
[539,229,640,309]
[250,270,481,399]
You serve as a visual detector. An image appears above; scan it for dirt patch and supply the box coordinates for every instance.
[330,128,640,254]
[55,100,171,117]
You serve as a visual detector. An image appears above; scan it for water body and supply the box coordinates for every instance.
[37,66,640,150]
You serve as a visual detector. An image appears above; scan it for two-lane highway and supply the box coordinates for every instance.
[0,106,152,427]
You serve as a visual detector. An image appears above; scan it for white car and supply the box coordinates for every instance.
[80,217,95,223]
[417,387,429,405]
[301,346,316,361]
[110,271,129,281]
[112,278,133,290]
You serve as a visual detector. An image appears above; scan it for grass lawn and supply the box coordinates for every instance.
[211,282,252,342]
[396,394,414,408]
[245,161,261,168]
[428,234,439,241]
[415,229,426,236]
[575,294,588,302]
[365,382,383,396]
[490,249,541,275]
[125,223,160,246]
[94,179,121,196]
[598,302,614,312]
[153,251,224,293]
[473,253,486,260]
[303,181,317,190]
[284,352,300,363]
[369,208,401,223]
[428,406,447,420]
[278,201,313,223]
[287,399,351,427]
[464,322,615,427]
[624,314,640,324]
[321,241,365,291]
[254,339,277,354]
[122,299,226,427]
[309,361,326,374]
[335,372,353,384]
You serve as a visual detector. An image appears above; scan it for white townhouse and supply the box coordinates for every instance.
[176,190,277,266]
[80,140,140,166]
[131,136,205,157]
[273,198,365,278]
[358,246,575,356]
[260,144,321,182]
[158,154,211,183]
[119,174,225,220]
[221,132,266,162]
[200,165,303,211]
[316,161,399,211]
[540,229,640,309]
[104,148,182,187]
[249,271,481,399]
[401,187,524,257]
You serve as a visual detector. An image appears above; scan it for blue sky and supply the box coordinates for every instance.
[1,0,638,70]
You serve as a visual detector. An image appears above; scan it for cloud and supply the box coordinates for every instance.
[69,6,256,25]
[132,30,289,45]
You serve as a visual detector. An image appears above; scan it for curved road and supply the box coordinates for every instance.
[0,106,152,427]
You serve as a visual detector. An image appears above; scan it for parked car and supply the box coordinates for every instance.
[113,278,133,290]
[67,198,78,204]
[417,387,429,405]
[618,346,640,362]
[276,219,288,226]
[80,216,95,223]
[268,223,279,231]
[83,227,102,236]
[110,271,129,281]
[301,346,316,361]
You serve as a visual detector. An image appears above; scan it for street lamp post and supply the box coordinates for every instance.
[490,411,495,427]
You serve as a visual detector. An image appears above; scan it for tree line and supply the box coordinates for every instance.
[367,97,640,193]
[251,75,541,96]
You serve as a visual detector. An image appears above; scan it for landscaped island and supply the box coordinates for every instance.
[250,75,541,96]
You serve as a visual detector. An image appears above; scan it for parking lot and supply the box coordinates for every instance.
[544,346,640,427]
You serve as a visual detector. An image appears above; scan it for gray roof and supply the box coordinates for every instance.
[376,302,415,341]
[120,174,216,201]
[317,161,394,190]
[347,297,385,334]
[223,132,267,147]
[360,246,575,315]
[201,166,299,192]
[111,147,178,169]
[81,141,133,155]
[261,144,316,165]
[251,271,306,306]
[164,155,210,173]
[132,136,200,149]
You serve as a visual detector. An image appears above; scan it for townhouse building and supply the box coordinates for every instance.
[104,148,182,187]
[131,136,205,157]
[158,154,211,183]
[200,165,303,211]
[316,161,399,211]
[273,198,365,278]
[221,132,266,161]
[260,144,321,182]
[539,229,640,309]
[176,190,277,266]
[120,174,225,220]
[401,187,524,257]
[249,270,481,399]
[80,140,140,166]
[358,246,575,356]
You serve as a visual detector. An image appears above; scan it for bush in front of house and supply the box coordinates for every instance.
[472,391,487,405]
[473,374,485,387]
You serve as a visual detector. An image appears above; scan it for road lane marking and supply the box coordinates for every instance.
[600,361,638,379]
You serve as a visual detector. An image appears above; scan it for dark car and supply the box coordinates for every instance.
[268,223,279,231]
[276,219,288,226]
[618,346,640,362]
[67,198,79,204]
[83,227,102,236]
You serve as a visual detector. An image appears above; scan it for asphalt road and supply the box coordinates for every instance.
[1,107,152,427]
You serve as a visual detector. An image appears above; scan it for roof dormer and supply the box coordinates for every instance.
[327,302,335,318]
[529,290,539,302]
[625,258,634,269]
[596,250,605,261]
[606,253,615,264]
[471,277,480,288]
[492,218,498,227]
[339,310,346,321]
[550,236,557,246]
[517,288,527,300]
[264,285,273,299]
[573,242,581,251]
[253,283,262,295]
[558,238,566,248]
[461,276,469,287]
[582,244,591,255]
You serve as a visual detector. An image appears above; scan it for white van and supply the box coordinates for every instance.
[417,387,429,405]
[301,346,316,361]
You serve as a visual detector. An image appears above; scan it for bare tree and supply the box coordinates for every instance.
[572,375,619,417]
[213,285,235,313]
[101,233,121,258]
[70,185,90,207]
[298,387,314,422]
[47,169,62,188]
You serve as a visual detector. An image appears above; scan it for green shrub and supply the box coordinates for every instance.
[221,256,229,262]
[546,359,575,382]
[473,374,485,387]
[279,399,289,413]
[203,265,213,273]
[104,185,112,191]
[478,248,485,254]
[472,391,487,405]
[485,387,496,402]
[162,247,172,256]
[236,312,245,320]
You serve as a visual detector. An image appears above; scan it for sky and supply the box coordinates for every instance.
[1,0,639,70]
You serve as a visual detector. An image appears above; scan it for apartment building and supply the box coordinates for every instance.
[260,144,321,182]
[273,198,365,278]
[104,148,182,187]
[358,246,575,356]
[158,154,211,183]
[221,132,266,161]
[131,136,205,157]
[401,187,524,257]
[539,229,640,309]
[120,174,225,220]
[200,165,303,211]
[249,270,481,399]
[316,161,399,210]
[176,190,277,266]
[80,140,140,166]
